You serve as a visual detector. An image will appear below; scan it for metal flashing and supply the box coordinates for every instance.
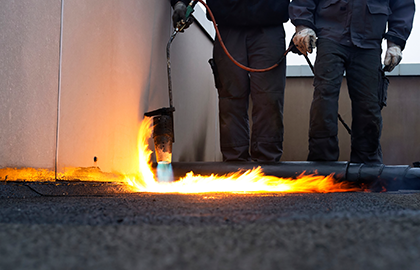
[287,63,420,77]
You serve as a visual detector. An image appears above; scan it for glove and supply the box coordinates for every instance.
[292,26,317,55]
[173,1,186,29]
[383,41,402,72]
[172,1,191,31]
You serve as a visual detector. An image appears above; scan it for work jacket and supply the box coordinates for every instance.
[172,0,290,27]
[289,0,415,50]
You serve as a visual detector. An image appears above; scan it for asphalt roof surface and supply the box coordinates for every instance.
[0,191,420,270]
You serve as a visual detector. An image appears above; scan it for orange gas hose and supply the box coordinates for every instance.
[196,0,292,73]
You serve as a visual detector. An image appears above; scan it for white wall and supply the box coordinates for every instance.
[0,0,219,175]
[57,0,220,173]
[57,0,171,174]
[0,0,61,169]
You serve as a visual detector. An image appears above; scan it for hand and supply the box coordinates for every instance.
[292,26,317,55]
[172,1,189,31]
[383,41,402,72]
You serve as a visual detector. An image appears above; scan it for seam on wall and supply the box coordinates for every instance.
[55,0,64,179]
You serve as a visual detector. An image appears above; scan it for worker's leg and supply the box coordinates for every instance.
[346,47,383,164]
[213,26,251,161]
[247,25,286,162]
[308,39,346,161]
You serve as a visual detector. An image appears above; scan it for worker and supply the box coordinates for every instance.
[171,0,290,162]
[289,0,415,164]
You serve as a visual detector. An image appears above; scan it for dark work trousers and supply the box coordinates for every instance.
[308,39,383,164]
[213,25,286,162]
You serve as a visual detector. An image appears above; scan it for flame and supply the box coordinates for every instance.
[126,118,362,194]
[125,117,160,190]
[0,166,126,182]
[0,117,362,194]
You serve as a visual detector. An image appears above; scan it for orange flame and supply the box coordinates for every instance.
[126,118,362,194]
[0,166,126,182]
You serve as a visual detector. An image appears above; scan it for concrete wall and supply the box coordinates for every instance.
[0,0,61,169]
[57,0,220,172]
[57,0,172,174]
[0,0,219,175]
[57,0,220,173]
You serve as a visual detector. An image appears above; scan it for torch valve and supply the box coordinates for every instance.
[175,0,199,32]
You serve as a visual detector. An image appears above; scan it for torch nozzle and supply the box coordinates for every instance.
[144,107,175,164]
[157,161,174,183]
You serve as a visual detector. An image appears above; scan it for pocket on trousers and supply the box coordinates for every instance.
[208,58,222,89]
[378,69,389,109]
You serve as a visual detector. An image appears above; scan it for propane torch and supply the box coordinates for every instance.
[144,0,198,182]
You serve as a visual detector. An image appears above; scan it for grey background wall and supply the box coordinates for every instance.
[283,76,420,165]
[0,0,418,177]
[381,77,420,165]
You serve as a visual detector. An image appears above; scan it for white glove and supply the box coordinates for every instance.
[383,41,402,72]
[293,26,317,55]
